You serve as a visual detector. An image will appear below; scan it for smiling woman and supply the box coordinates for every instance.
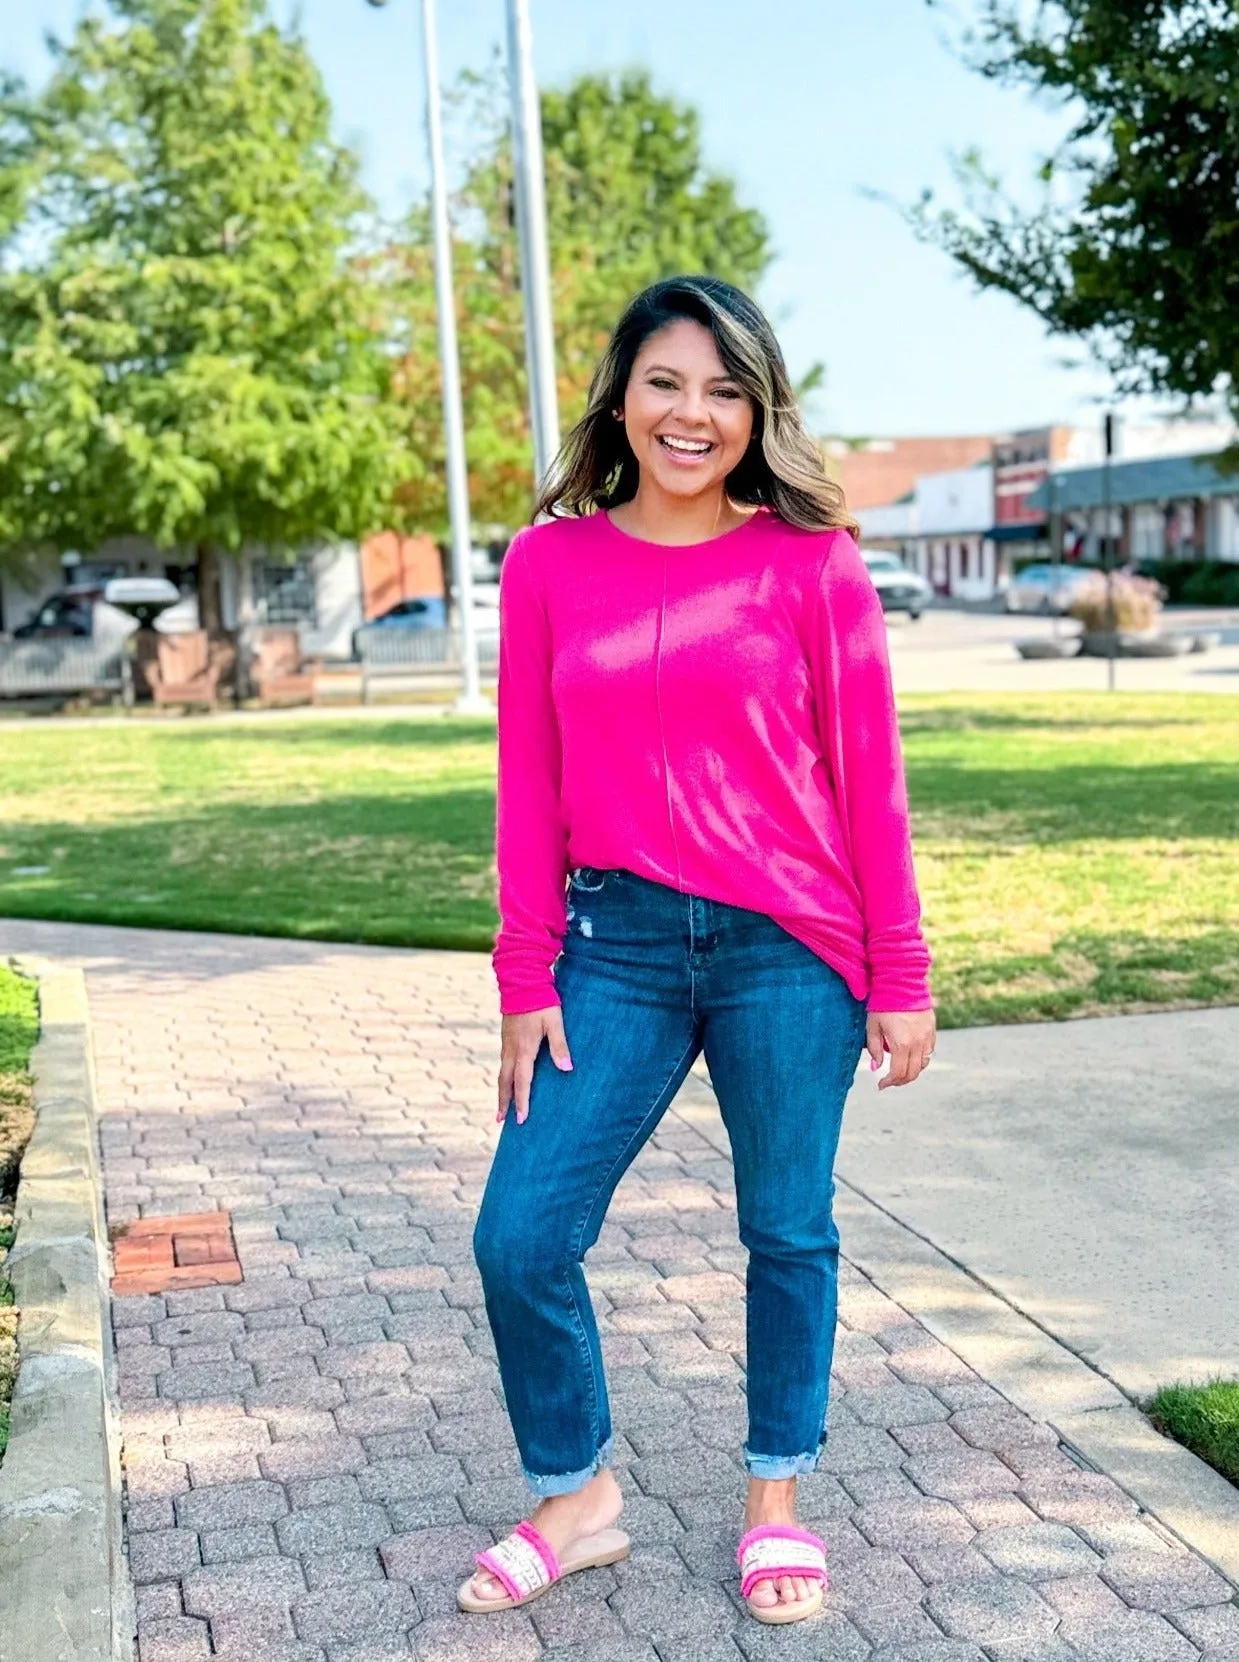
[535,275,857,540]
[472,275,934,1625]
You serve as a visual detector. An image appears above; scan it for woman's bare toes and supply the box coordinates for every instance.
[470,1569,507,1602]
[748,1578,780,1608]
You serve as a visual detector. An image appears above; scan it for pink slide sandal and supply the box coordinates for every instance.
[457,1518,630,1613]
[737,1523,829,1624]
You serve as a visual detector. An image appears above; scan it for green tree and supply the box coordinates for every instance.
[912,1,1239,421]
[0,0,412,621]
[389,68,774,529]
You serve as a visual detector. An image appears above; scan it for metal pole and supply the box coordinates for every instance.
[505,0,561,489]
[1102,410,1116,692]
[1049,468,1061,643]
[420,0,490,713]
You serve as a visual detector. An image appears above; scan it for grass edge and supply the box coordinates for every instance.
[0,965,40,1462]
[1145,1379,1239,1490]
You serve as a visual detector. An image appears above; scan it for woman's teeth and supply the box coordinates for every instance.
[658,436,712,454]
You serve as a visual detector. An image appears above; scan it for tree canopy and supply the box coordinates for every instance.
[0,0,412,584]
[387,68,773,529]
[0,18,776,561]
[914,0,1239,421]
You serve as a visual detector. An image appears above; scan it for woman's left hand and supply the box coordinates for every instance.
[866,1009,937,1091]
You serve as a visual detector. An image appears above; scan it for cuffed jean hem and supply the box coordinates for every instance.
[744,1446,822,1480]
[521,1435,614,1498]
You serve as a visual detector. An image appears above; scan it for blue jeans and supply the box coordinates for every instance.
[474,866,867,1497]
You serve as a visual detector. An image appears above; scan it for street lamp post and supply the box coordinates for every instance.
[505,0,560,488]
[1048,467,1061,645]
[1102,410,1116,692]
[366,0,490,715]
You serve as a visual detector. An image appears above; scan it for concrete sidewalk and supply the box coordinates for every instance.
[838,1007,1239,1400]
[3,917,1237,1662]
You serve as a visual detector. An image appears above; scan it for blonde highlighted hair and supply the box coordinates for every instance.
[535,275,858,536]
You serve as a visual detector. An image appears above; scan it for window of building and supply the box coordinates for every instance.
[254,555,317,625]
[1131,505,1164,560]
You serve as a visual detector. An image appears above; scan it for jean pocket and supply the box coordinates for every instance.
[569,865,611,893]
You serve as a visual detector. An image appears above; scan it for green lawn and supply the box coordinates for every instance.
[0,966,38,1459]
[0,693,1236,1029]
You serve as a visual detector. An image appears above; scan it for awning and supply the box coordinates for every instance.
[1026,449,1239,513]
[987,522,1048,543]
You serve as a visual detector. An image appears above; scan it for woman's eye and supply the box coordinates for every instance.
[714,387,742,400]
[649,377,677,391]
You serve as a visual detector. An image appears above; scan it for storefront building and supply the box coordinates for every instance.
[1025,451,1239,566]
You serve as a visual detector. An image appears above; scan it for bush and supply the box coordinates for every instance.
[1069,571,1164,633]
[1180,563,1239,606]
[1136,559,1239,605]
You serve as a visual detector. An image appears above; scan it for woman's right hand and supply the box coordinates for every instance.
[497,1006,573,1125]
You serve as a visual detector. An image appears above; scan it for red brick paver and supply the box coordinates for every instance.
[112,1210,242,1295]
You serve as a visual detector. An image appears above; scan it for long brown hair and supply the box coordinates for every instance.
[535,275,858,535]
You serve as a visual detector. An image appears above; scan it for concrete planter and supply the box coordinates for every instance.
[1015,637,1082,660]
[1079,629,1194,658]
[0,964,132,1662]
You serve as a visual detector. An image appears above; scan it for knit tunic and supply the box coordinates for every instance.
[491,508,932,1015]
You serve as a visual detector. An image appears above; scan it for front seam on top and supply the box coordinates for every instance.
[653,549,683,891]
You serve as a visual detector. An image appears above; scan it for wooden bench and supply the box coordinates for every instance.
[146,630,235,707]
[250,627,318,706]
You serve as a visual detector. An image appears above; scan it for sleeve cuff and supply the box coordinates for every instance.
[866,933,934,1014]
[494,958,562,1017]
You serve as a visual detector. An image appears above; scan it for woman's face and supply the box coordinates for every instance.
[621,319,755,500]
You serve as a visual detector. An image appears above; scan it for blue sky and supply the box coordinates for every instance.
[10,0,1129,437]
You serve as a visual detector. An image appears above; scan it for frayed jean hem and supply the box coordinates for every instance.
[744,1446,822,1480]
[522,1435,614,1498]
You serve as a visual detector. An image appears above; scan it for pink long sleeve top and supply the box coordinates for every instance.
[491,507,932,1016]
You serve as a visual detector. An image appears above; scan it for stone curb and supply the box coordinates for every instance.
[0,958,133,1662]
[676,1068,1239,1591]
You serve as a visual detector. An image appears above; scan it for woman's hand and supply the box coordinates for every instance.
[498,1006,573,1124]
[866,1009,936,1091]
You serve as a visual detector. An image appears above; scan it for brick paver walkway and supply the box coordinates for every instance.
[5,920,1238,1662]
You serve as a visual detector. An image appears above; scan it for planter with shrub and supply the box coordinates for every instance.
[1066,571,1220,656]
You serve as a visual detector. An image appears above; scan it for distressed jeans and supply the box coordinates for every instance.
[474,865,868,1496]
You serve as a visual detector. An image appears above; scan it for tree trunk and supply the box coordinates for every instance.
[196,543,223,633]
[438,540,454,624]
[235,549,256,704]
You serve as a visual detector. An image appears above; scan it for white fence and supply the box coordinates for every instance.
[356,626,499,669]
[0,639,127,699]
[356,625,499,704]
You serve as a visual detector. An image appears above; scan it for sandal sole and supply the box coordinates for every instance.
[748,1583,824,1625]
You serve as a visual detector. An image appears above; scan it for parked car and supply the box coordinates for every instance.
[10,582,198,643]
[351,595,444,658]
[1004,563,1094,615]
[352,593,501,661]
[861,552,932,619]
[366,595,449,631]
[12,586,100,638]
